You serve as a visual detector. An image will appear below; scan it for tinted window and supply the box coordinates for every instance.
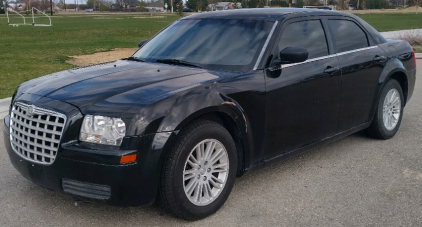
[278,20,328,59]
[328,20,369,53]
[355,17,387,44]
[133,19,274,71]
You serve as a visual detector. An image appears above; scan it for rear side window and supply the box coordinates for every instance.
[328,20,369,53]
[278,20,329,59]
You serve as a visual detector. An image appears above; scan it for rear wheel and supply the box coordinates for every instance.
[365,79,404,139]
[158,120,237,220]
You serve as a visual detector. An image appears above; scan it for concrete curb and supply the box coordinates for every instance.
[0,97,11,119]
[416,53,422,59]
[0,97,11,113]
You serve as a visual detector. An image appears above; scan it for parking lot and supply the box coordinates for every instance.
[0,60,421,226]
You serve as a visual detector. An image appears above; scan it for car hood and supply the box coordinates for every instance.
[20,60,219,115]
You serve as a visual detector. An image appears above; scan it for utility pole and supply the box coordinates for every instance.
[50,0,53,15]
[357,0,359,10]
[171,0,173,13]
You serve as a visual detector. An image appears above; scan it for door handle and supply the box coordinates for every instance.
[373,55,386,63]
[324,66,340,74]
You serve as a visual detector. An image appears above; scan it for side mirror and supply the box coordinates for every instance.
[279,46,308,64]
[138,39,148,48]
[268,47,308,71]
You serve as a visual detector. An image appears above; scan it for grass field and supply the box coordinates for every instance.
[0,12,421,99]
[0,14,181,99]
[356,13,422,32]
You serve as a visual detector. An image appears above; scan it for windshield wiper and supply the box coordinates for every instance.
[155,59,202,68]
[125,56,145,62]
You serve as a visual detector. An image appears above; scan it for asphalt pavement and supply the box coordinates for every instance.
[0,61,421,226]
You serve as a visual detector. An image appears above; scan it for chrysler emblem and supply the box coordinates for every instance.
[27,106,34,117]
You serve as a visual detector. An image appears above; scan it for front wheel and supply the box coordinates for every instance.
[158,120,237,220]
[365,79,404,139]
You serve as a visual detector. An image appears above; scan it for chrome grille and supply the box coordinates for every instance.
[9,102,66,165]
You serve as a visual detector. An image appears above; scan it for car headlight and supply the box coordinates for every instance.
[79,115,126,146]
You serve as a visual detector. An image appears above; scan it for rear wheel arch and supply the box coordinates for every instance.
[387,71,408,106]
[369,69,408,124]
[365,79,404,139]
[378,58,409,106]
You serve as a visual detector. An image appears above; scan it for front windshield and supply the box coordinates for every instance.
[132,18,275,71]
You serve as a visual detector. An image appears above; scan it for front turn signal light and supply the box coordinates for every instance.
[120,154,137,164]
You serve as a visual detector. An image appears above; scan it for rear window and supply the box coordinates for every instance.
[328,20,369,53]
[355,17,387,44]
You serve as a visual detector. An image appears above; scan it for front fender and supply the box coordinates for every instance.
[123,81,253,174]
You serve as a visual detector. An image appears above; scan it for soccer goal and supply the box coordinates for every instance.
[5,9,31,26]
[31,7,52,26]
[5,6,52,26]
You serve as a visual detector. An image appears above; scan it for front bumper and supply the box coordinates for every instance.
[3,95,172,206]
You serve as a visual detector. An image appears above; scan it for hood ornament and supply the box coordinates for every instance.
[27,106,35,117]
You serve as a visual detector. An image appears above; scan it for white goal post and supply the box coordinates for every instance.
[6,8,31,25]
[5,5,52,26]
[31,7,51,26]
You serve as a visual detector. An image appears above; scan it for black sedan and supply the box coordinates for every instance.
[2,9,417,220]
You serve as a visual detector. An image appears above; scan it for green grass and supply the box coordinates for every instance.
[354,14,422,32]
[413,44,422,53]
[0,14,180,99]
[0,13,421,99]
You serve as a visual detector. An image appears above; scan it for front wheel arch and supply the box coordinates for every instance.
[157,119,238,220]
[159,109,248,181]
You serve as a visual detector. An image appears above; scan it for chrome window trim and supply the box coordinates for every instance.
[281,54,337,69]
[253,21,278,70]
[336,46,378,56]
[281,46,379,69]
[9,102,67,166]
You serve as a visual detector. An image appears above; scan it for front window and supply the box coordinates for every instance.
[277,20,329,59]
[132,18,275,71]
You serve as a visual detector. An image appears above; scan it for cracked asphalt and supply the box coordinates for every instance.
[0,60,421,226]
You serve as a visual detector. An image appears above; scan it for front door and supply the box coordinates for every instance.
[264,19,342,159]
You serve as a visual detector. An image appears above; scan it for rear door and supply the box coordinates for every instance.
[264,18,341,159]
[326,18,387,131]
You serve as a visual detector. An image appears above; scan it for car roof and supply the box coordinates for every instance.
[181,8,387,44]
[184,8,349,20]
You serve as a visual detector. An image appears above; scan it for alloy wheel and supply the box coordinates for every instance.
[182,139,229,206]
[382,88,401,131]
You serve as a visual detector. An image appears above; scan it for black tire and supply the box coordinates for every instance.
[158,120,237,220]
[365,79,404,139]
